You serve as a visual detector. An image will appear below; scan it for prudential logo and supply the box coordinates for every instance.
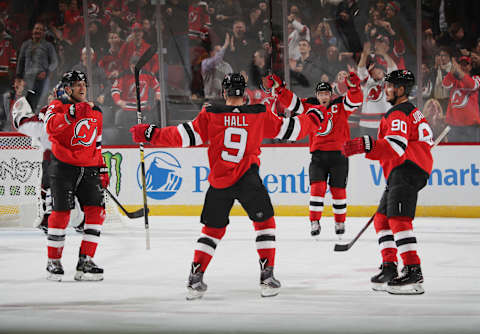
[137,151,183,200]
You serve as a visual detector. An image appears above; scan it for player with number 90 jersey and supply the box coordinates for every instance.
[365,101,433,179]
[143,103,327,189]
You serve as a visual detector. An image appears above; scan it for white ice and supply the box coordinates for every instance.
[0,216,479,334]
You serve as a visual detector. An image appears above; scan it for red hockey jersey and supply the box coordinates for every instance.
[44,100,103,167]
[442,72,480,126]
[0,38,16,77]
[188,2,211,41]
[276,87,363,151]
[111,72,160,111]
[366,102,433,179]
[148,103,325,188]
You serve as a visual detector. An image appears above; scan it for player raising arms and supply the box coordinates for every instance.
[130,73,329,300]
[343,70,434,295]
[44,70,109,282]
[263,72,363,237]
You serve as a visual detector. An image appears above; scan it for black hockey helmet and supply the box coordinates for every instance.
[385,69,415,95]
[61,70,88,87]
[222,73,246,97]
[315,81,332,93]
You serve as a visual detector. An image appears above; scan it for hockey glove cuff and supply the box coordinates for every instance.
[130,124,158,143]
[261,74,285,94]
[99,166,110,189]
[345,71,361,90]
[342,135,374,157]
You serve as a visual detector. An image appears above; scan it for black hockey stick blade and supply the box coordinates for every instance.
[135,46,156,74]
[106,188,148,219]
[333,214,375,252]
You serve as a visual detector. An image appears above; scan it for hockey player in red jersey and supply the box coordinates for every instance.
[130,73,329,300]
[343,70,434,295]
[44,70,109,282]
[263,72,363,237]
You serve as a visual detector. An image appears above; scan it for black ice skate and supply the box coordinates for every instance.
[335,222,345,236]
[186,262,207,300]
[46,259,64,281]
[73,219,85,234]
[74,254,104,281]
[36,214,49,235]
[310,220,321,237]
[387,264,424,295]
[259,259,281,297]
[371,262,398,291]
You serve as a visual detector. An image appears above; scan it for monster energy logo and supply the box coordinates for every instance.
[102,151,122,195]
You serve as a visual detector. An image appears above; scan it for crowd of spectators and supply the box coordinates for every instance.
[0,0,479,143]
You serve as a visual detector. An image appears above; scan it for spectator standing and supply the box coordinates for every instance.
[442,56,480,142]
[433,47,452,111]
[290,39,322,98]
[16,22,58,111]
[119,23,158,75]
[357,41,396,138]
[225,19,258,73]
[0,22,16,96]
[201,33,233,101]
[99,31,124,83]
[287,6,310,63]
[111,56,161,127]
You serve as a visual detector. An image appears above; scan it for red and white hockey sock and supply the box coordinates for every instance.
[47,210,70,259]
[253,217,276,267]
[373,213,397,263]
[193,226,226,272]
[390,216,421,266]
[309,181,327,221]
[331,187,347,223]
[79,206,106,258]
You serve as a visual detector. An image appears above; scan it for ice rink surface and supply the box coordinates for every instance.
[0,216,479,334]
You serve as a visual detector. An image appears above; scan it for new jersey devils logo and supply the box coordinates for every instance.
[315,111,333,136]
[367,84,384,102]
[71,118,98,147]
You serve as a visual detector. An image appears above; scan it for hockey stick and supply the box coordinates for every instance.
[135,46,156,250]
[105,188,148,219]
[334,125,451,252]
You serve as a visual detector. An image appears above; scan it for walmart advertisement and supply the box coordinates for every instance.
[102,145,480,217]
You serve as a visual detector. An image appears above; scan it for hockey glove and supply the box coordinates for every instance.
[342,135,374,157]
[261,74,285,94]
[99,165,110,189]
[130,124,158,143]
[345,71,361,91]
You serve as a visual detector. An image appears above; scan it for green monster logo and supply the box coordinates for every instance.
[102,151,123,195]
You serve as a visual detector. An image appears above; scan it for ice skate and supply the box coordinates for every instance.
[74,255,104,281]
[36,214,49,235]
[259,259,281,297]
[46,259,64,281]
[186,262,207,300]
[335,222,345,237]
[387,264,424,295]
[310,220,320,237]
[371,262,398,291]
[73,219,84,234]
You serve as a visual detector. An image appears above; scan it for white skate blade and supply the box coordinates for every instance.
[261,285,280,297]
[186,288,205,300]
[74,271,104,281]
[46,273,63,282]
[371,282,387,291]
[386,283,424,295]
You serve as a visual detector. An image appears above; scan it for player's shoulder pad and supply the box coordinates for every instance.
[385,101,415,119]
[206,103,266,114]
[330,96,343,106]
[304,97,320,105]
[92,105,103,113]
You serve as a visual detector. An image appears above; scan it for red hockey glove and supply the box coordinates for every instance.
[99,165,110,189]
[261,74,285,93]
[342,135,374,157]
[345,71,361,90]
[130,124,158,143]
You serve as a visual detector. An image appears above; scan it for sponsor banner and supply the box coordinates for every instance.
[103,145,479,210]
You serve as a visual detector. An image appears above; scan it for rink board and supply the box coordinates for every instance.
[101,145,480,218]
